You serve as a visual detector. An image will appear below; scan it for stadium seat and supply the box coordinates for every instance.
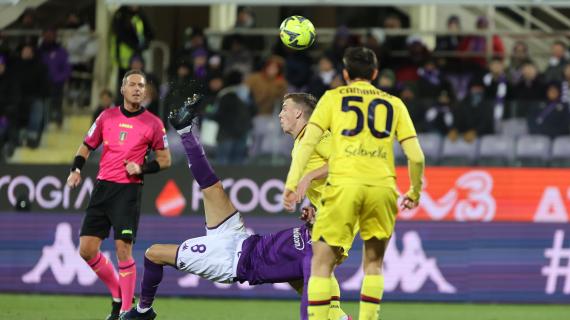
[499,118,528,137]
[477,135,515,166]
[515,135,551,167]
[417,133,443,165]
[550,135,570,167]
[440,137,478,166]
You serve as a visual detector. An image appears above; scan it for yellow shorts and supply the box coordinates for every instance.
[312,184,398,255]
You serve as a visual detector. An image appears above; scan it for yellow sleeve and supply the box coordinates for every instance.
[309,91,333,131]
[395,99,417,142]
[400,137,425,202]
[285,123,325,191]
[314,131,331,160]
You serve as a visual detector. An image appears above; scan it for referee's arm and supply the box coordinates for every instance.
[66,144,91,188]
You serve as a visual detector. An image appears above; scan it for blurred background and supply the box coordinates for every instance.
[1,0,570,319]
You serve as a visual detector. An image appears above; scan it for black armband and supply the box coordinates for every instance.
[71,155,86,173]
[141,160,160,174]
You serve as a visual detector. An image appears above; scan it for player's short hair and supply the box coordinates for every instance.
[122,69,146,86]
[343,47,378,80]
[283,92,317,119]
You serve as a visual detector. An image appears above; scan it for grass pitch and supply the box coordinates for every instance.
[2,293,569,320]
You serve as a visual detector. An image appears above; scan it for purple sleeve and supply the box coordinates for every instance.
[300,252,311,320]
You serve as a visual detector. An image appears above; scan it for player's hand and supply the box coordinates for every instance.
[282,189,297,212]
[296,174,312,203]
[124,160,142,175]
[400,191,420,210]
[66,171,82,189]
[300,206,316,225]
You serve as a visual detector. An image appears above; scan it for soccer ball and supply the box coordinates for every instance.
[279,15,316,50]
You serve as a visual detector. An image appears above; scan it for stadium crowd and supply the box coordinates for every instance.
[1,7,569,165]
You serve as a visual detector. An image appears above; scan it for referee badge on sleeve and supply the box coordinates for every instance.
[163,135,169,148]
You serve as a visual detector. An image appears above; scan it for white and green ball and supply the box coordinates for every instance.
[279,15,316,50]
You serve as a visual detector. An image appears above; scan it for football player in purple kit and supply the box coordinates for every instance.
[121,95,350,320]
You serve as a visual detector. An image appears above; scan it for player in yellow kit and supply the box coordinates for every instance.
[283,47,425,320]
[279,92,351,320]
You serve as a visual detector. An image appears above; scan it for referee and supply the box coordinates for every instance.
[66,70,171,320]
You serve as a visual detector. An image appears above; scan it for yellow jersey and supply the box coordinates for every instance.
[290,126,331,210]
[309,81,417,187]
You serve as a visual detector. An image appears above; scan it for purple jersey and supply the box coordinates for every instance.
[236,224,312,285]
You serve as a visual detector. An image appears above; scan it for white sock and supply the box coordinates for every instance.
[137,304,151,313]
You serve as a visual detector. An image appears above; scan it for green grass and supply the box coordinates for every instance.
[2,293,569,320]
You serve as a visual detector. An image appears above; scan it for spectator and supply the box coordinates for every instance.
[458,16,505,72]
[482,58,512,124]
[363,28,387,69]
[436,16,472,101]
[246,55,287,115]
[507,41,530,84]
[527,82,570,138]
[513,60,544,118]
[8,9,39,46]
[174,28,210,70]
[377,69,398,95]
[543,41,568,83]
[111,6,154,94]
[325,26,354,67]
[284,49,313,92]
[561,64,570,104]
[92,89,114,123]
[222,34,253,76]
[38,28,71,128]
[65,13,98,108]
[382,14,407,70]
[435,15,464,74]
[424,89,455,136]
[396,36,430,82]
[191,48,209,84]
[307,54,339,99]
[214,70,256,164]
[452,79,494,142]
[400,83,425,132]
[417,59,455,112]
[164,61,195,121]
[11,44,49,148]
[234,7,264,51]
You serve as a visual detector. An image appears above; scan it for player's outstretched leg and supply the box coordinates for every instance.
[120,244,177,320]
[169,96,237,228]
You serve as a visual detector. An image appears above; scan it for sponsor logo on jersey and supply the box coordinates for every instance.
[293,227,304,251]
[119,123,133,129]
